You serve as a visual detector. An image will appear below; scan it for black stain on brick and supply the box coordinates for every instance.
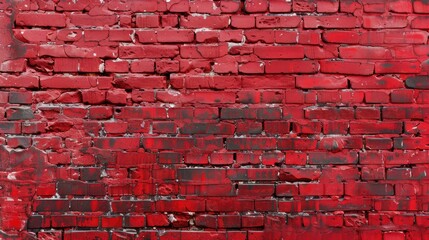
[9,92,30,104]
[257,108,281,120]
[225,138,241,150]
[33,199,70,212]
[181,123,206,134]
[221,108,244,119]
[10,137,31,148]
[0,122,18,134]
[278,172,312,182]
[376,79,386,86]
[177,168,225,183]
[406,76,429,89]
[0,0,27,62]
[228,169,248,181]
[9,147,51,180]
[239,92,256,104]
[381,62,393,68]
[27,215,43,229]
[7,107,34,120]
[71,200,110,212]
[80,167,101,181]
[108,138,116,148]
[413,0,429,4]
[57,180,85,196]
[112,200,154,213]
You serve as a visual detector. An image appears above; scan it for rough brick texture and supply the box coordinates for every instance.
[1,0,429,239]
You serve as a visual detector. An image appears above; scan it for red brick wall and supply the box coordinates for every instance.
[1,0,429,239]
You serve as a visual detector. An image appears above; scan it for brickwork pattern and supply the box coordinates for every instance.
[1,0,429,239]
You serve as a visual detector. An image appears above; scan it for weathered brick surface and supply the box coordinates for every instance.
[1,0,429,239]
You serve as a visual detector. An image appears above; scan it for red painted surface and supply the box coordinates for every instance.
[1,0,429,239]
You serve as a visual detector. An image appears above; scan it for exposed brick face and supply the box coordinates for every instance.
[1,0,429,239]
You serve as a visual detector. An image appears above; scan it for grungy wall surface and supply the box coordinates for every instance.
[1,0,429,239]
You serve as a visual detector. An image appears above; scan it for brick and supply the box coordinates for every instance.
[308,151,358,165]
[64,230,109,240]
[298,31,321,45]
[277,138,318,150]
[339,46,392,59]
[303,16,360,28]
[238,184,275,197]
[135,14,159,28]
[345,183,394,196]
[245,0,268,12]
[115,107,167,119]
[317,0,339,12]
[349,76,404,89]
[413,0,429,13]
[363,16,408,29]
[242,214,264,227]
[146,214,169,227]
[113,74,165,89]
[180,15,230,29]
[111,200,155,213]
[6,107,34,120]
[51,215,77,228]
[142,137,194,150]
[195,214,217,228]
[242,75,294,89]
[181,122,234,135]
[117,152,156,166]
[70,200,110,212]
[276,183,299,197]
[0,122,21,134]
[375,61,421,74]
[124,215,146,228]
[296,75,347,89]
[265,60,319,73]
[255,16,301,28]
[254,45,304,59]
[292,121,323,134]
[264,121,290,134]
[157,30,194,43]
[218,215,241,228]
[388,31,428,44]
[305,45,338,59]
[40,76,104,89]
[412,16,429,29]
[93,137,140,150]
[231,15,255,28]
[350,121,403,134]
[119,45,179,58]
[274,31,298,43]
[134,30,156,43]
[70,14,118,27]
[109,29,134,42]
[226,138,276,150]
[405,76,429,89]
[33,199,69,212]
[0,75,38,88]
[243,30,273,43]
[322,31,360,44]
[196,30,218,43]
[305,107,354,120]
[87,106,111,119]
[320,61,374,75]
[16,13,66,27]
[180,44,228,59]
